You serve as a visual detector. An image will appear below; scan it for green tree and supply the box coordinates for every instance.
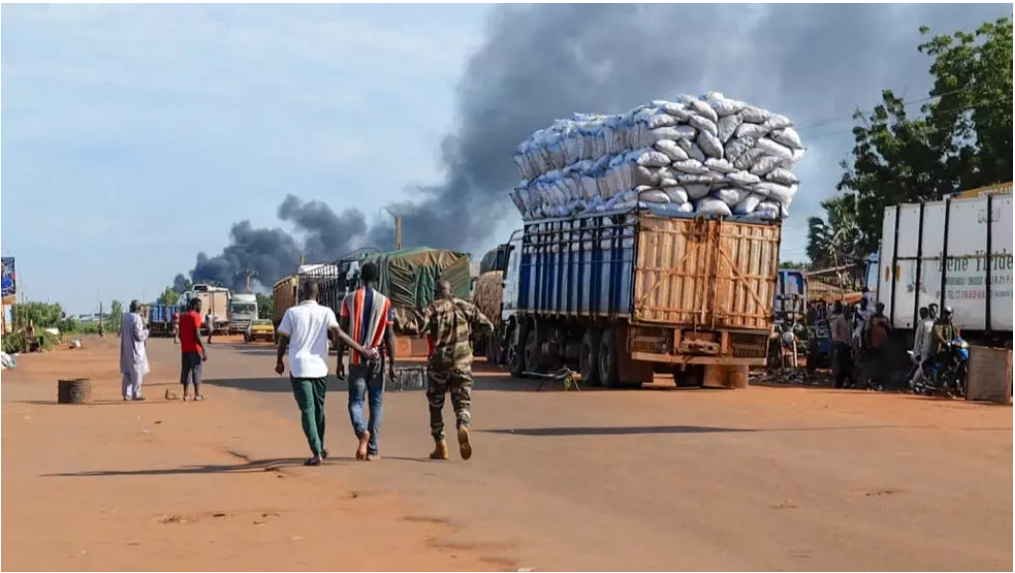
[157,286,180,306]
[255,293,274,320]
[819,18,1012,261]
[108,300,124,333]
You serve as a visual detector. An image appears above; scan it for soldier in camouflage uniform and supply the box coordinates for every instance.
[420,280,494,460]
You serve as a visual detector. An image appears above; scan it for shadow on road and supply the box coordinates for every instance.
[482,425,752,437]
[44,457,318,477]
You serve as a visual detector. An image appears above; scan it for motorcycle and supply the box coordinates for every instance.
[908,338,970,398]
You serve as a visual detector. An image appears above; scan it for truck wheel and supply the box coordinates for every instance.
[508,325,526,378]
[244,333,250,343]
[580,329,602,387]
[673,365,705,388]
[598,328,621,388]
[523,328,539,375]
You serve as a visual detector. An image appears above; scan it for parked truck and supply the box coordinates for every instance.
[492,209,781,388]
[864,189,1013,345]
[305,248,473,357]
[228,293,258,335]
[180,284,231,334]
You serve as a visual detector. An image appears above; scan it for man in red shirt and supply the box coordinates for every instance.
[178,297,208,401]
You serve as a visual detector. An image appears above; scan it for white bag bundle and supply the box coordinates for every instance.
[662,186,689,204]
[713,187,747,206]
[511,93,805,221]
[696,130,724,159]
[696,197,732,217]
[733,193,764,215]
[717,114,743,143]
[655,139,689,161]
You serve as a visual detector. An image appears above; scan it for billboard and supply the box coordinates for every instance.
[1,257,15,300]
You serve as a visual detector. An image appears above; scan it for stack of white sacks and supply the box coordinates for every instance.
[509,93,804,221]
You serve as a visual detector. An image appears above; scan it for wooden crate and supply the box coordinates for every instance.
[633,217,780,330]
[966,346,1013,404]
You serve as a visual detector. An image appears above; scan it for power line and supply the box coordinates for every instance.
[798,96,1000,142]
[792,85,977,134]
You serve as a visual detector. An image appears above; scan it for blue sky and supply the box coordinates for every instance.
[3,4,1007,314]
[2,4,490,313]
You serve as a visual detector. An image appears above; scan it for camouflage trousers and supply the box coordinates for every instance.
[426,366,473,440]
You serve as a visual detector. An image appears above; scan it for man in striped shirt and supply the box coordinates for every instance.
[339,262,397,461]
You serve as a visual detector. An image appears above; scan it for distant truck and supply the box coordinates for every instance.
[864,190,1013,346]
[305,248,473,357]
[228,293,258,335]
[180,284,231,334]
[490,209,781,388]
[272,274,299,333]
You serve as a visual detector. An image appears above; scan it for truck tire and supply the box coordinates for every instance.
[598,328,621,388]
[580,329,603,387]
[523,328,539,375]
[508,324,526,378]
[673,365,705,388]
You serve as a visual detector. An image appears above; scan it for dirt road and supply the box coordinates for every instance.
[4,338,1012,571]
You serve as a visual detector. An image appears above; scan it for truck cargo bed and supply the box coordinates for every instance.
[518,212,780,331]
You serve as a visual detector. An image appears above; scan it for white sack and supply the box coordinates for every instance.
[765,167,799,186]
[770,127,803,150]
[662,186,689,204]
[704,158,737,173]
[717,114,743,143]
[689,115,718,137]
[755,200,782,219]
[762,114,793,130]
[672,159,709,175]
[713,187,747,205]
[733,147,767,170]
[724,137,755,163]
[677,139,707,162]
[696,197,732,217]
[696,130,724,159]
[661,102,694,121]
[733,193,764,215]
[650,126,696,142]
[654,139,689,161]
[749,155,783,177]
[687,98,719,123]
[754,181,798,205]
[684,183,712,199]
[726,170,762,187]
[636,149,673,167]
[739,105,771,123]
[638,189,671,204]
[709,97,746,117]
[735,122,770,140]
[755,138,794,161]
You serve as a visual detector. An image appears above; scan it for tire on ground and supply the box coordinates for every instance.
[580,329,603,387]
[598,327,621,388]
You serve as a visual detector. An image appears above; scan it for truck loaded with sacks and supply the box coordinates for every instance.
[494,93,804,388]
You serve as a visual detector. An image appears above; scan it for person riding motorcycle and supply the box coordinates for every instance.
[930,306,962,382]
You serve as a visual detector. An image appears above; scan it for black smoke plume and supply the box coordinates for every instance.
[184,4,1009,291]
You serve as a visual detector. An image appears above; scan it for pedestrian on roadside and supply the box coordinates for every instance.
[119,300,150,401]
[865,302,892,388]
[909,306,934,388]
[277,280,376,466]
[419,280,494,461]
[830,301,853,389]
[205,309,214,345]
[338,262,397,461]
[179,298,208,401]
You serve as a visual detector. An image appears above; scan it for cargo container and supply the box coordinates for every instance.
[304,248,473,358]
[865,192,1013,343]
[180,285,231,334]
[493,209,781,388]
[272,274,299,332]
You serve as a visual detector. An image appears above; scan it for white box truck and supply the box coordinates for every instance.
[865,191,1012,344]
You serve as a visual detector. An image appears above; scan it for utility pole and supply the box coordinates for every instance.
[394,216,402,251]
[244,270,257,293]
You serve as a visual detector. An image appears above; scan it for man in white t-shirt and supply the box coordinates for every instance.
[276,280,376,466]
